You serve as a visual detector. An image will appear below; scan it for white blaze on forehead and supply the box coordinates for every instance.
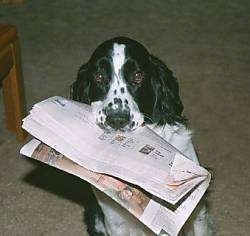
[112,43,126,76]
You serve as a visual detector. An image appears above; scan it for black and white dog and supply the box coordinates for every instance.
[70,37,213,236]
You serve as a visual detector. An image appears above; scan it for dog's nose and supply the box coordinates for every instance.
[105,102,130,130]
[104,98,131,129]
[106,112,130,130]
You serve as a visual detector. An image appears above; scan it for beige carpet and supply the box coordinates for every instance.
[0,1,250,235]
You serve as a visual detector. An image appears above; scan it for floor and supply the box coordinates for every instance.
[0,1,250,235]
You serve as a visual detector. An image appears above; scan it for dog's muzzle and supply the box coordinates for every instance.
[105,111,130,130]
[91,99,143,131]
[104,98,130,130]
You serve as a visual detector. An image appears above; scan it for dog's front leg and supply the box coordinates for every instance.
[180,143,214,236]
[83,184,109,236]
[93,188,154,236]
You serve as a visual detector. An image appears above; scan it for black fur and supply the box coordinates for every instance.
[83,184,109,236]
[149,55,187,125]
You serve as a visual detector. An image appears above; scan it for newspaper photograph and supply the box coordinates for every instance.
[21,139,210,235]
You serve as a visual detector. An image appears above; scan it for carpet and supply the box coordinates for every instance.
[0,1,250,235]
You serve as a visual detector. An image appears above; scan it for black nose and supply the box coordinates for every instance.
[106,112,130,130]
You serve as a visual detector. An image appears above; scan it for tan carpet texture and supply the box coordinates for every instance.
[0,1,249,235]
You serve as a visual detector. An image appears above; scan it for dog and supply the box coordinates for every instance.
[70,37,214,236]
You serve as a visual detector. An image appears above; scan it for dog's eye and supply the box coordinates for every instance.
[94,73,104,83]
[133,71,144,85]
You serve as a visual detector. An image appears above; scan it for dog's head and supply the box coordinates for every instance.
[70,37,186,131]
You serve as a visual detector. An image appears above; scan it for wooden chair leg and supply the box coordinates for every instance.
[2,72,16,132]
[0,24,27,142]
[2,38,27,142]
[10,38,27,142]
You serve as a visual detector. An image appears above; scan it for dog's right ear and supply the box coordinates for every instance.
[70,63,91,104]
[149,55,187,126]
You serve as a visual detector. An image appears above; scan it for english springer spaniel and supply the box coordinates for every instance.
[70,37,214,236]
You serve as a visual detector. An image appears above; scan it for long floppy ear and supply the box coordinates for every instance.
[70,63,91,104]
[150,55,187,126]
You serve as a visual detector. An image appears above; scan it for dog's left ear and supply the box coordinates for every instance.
[150,55,187,126]
[70,63,91,104]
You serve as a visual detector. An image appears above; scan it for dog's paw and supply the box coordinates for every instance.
[86,217,110,236]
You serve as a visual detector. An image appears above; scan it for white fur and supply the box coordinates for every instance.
[93,123,213,236]
[113,43,126,76]
[94,216,109,234]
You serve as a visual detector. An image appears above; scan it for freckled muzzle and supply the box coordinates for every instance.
[104,98,131,130]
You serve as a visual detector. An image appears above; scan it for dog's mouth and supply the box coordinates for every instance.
[91,101,144,132]
[105,114,130,130]
[98,115,140,132]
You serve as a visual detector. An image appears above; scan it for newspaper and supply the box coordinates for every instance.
[21,96,210,205]
[20,139,210,235]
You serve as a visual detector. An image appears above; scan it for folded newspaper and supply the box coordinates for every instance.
[20,96,211,235]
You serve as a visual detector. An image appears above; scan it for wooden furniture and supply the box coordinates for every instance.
[0,23,27,142]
